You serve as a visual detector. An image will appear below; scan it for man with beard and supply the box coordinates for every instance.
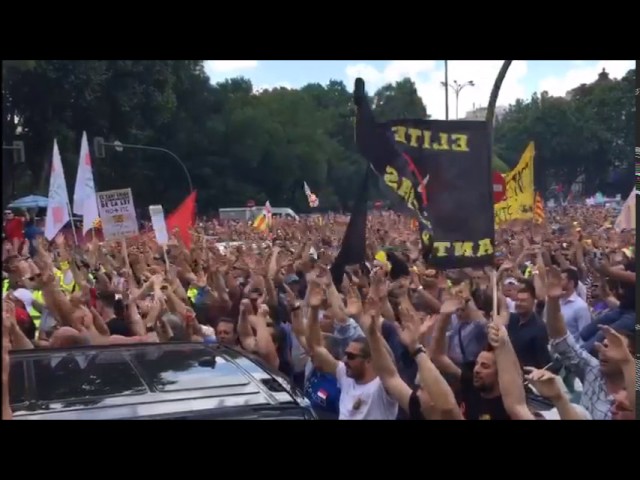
[430,298,510,420]
[309,336,398,420]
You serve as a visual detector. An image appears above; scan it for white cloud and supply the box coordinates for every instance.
[204,60,258,75]
[537,60,634,98]
[254,82,292,92]
[345,60,528,120]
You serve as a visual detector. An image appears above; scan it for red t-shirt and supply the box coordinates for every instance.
[4,217,25,240]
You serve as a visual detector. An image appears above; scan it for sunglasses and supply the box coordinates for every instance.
[23,274,42,281]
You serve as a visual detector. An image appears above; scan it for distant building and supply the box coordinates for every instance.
[464,104,507,122]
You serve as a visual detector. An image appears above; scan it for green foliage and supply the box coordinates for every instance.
[2,61,634,210]
[3,62,430,212]
[492,155,509,173]
[494,69,635,195]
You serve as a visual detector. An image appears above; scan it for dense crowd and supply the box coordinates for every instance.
[2,205,636,420]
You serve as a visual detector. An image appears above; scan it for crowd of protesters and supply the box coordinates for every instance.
[2,204,635,420]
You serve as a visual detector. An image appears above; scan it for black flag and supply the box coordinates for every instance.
[354,78,495,269]
[330,168,370,287]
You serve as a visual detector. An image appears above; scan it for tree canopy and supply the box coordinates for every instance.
[2,61,635,211]
[494,68,635,196]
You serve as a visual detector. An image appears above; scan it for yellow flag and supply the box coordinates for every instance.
[494,142,535,225]
[253,213,268,232]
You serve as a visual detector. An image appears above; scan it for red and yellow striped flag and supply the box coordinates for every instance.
[253,213,268,232]
[533,192,545,224]
[252,200,272,232]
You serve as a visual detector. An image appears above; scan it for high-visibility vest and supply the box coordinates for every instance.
[54,267,76,294]
[524,265,533,278]
[29,289,43,330]
[187,287,198,304]
[2,278,9,296]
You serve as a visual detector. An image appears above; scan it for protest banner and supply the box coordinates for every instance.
[97,188,139,240]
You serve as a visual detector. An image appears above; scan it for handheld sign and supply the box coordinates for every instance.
[492,171,506,204]
[149,205,169,245]
[96,188,139,240]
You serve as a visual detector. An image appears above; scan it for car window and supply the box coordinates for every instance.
[33,351,147,405]
[132,346,250,392]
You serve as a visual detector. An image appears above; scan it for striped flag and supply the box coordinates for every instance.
[533,192,545,224]
[614,189,636,231]
[252,200,272,232]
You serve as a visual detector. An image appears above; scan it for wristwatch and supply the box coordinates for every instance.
[411,345,427,358]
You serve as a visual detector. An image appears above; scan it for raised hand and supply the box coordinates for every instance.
[307,281,324,308]
[439,295,463,315]
[396,305,420,350]
[345,285,363,318]
[545,266,563,299]
[487,322,508,349]
[595,325,633,365]
[523,367,564,401]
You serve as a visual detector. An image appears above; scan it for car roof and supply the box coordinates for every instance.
[9,342,310,420]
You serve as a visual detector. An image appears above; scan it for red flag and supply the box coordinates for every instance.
[166,191,197,248]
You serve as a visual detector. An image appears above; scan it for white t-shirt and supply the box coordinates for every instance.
[335,362,398,420]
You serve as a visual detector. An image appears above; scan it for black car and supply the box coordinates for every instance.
[8,342,317,420]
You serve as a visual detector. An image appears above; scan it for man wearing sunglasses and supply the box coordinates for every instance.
[309,335,398,420]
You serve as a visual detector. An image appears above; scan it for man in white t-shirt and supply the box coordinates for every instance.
[309,336,398,420]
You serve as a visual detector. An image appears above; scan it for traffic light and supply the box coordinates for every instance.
[94,137,106,158]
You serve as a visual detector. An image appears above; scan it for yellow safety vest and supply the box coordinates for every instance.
[2,279,9,296]
[30,290,43,330]
[524,265,533,278]
[187,287,198,304]
[54,267,76,294]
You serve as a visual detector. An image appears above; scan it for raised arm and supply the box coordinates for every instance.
[544,266,598,381]
[524,368,587,420]
[362,296,413,413]
[306,280,339,375]
[489,322,534,420]
[429,297,463,379]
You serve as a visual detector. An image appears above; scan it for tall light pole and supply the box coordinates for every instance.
[444,60,449,120]
[440,79,475,119]
[93,138,193,193]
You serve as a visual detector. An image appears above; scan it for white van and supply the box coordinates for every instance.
[218,207,299,222]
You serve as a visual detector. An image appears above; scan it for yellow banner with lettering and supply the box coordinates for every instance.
[494,142,535,225]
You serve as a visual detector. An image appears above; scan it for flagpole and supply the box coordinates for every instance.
[66,202,79,245]
[444,60,450,121]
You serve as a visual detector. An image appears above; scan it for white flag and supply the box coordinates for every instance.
[44,140,71,240]
[73,131,100,234]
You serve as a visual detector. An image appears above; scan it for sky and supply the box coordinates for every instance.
[203,60,634,120]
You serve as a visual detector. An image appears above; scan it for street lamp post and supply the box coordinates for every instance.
[93,138,194,193]
[440,79,475,119]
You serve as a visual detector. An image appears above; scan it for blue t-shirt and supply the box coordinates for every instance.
[304,368,340,419]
